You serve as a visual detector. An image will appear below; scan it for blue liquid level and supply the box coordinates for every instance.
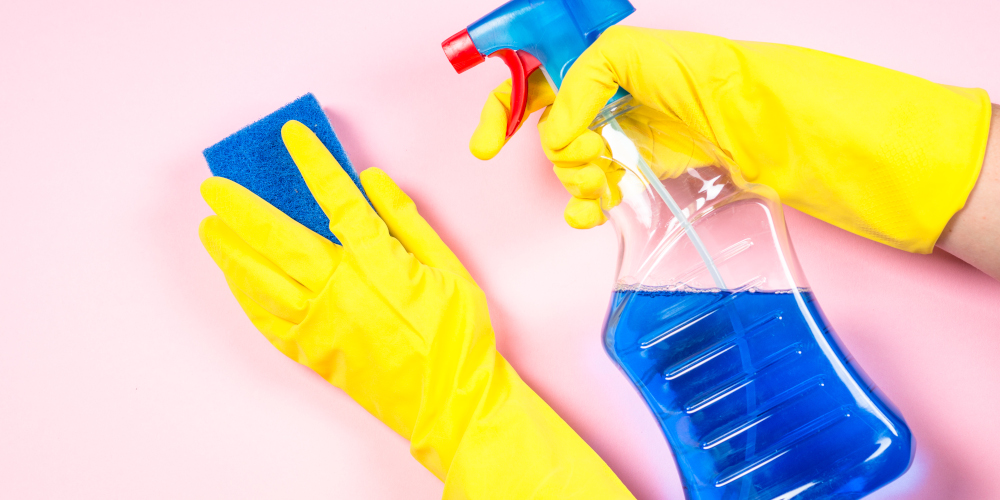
[604,289,912,499]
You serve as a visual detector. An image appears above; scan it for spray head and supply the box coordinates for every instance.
[442,0,635,139]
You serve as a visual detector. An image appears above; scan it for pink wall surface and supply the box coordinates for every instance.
[2,0,998,498]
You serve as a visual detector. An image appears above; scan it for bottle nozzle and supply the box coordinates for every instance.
[442,0,635,139]
[442,29,485,74]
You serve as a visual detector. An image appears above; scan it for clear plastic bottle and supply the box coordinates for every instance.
[593,97,914,499]
[442,0,915,495]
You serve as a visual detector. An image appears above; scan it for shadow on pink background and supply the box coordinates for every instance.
[1,0,998,498]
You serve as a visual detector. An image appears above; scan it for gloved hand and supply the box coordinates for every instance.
[471,26,992,253]
[199,120,633,499]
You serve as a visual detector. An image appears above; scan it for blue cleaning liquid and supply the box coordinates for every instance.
[604,288,912,499]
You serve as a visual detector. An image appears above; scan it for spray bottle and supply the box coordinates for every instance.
[442,2,913,498]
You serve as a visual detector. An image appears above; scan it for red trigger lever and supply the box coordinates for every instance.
[489,49,542,139]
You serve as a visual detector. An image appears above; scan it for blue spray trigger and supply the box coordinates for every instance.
[464,0,634,90]
[443,0,634,139]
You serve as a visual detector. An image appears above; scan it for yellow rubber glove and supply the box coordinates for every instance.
[472,26,993,253]
[199,120,633,499]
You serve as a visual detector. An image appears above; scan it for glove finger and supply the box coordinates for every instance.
[469,81,512,161]
[539,29,626,161]
[564,197,607,229]
[553,163,609,199]
[538,108,607,167]
[200,215,311,323]
[282,120,394,256]
[470,71,555,160]
[200,176,342,292]
[359,168,476,284]
[553,161,625,212]
[224,276,300,361]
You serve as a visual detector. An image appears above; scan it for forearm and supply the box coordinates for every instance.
[440,355,633,499]
[936,103,1000,280]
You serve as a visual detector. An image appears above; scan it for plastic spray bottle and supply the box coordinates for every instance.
[442,2,913,498]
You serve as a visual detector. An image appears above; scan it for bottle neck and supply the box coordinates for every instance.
[590,95,637,130]
[590,99,745,289]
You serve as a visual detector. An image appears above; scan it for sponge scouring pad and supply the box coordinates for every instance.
[203,93,364,244]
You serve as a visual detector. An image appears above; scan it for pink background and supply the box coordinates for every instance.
[2,0,999,498]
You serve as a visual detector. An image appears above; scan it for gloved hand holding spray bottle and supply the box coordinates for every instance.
[442,1,914,498]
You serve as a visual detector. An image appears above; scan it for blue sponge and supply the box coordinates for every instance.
[203,93,365,244]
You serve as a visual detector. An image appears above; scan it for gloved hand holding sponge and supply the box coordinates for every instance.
[199,121,633,499]
[471,27,992,256]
